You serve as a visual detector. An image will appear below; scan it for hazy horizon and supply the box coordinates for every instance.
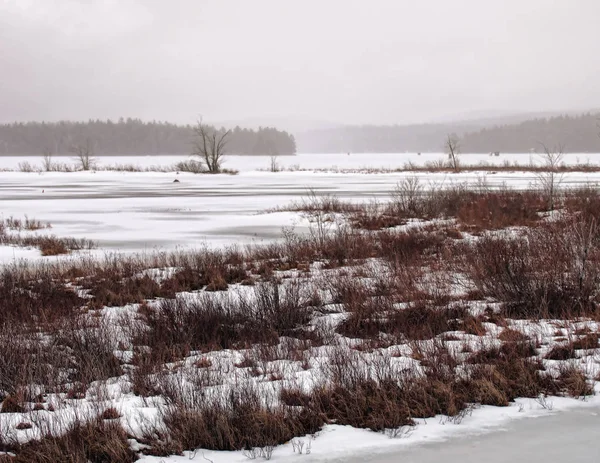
[2,0,600,127]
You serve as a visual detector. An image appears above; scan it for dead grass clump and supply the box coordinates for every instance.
[159,266,208,294]
[466,359,553,405]
[467,342,558,402]
[310,343,469,430]
[320,226,376,267]
[163,251,247,294]
[38,237,69,256]
[463,225,600,319]
[1,234,96,256]
[556,364,594,397]
[456,191,543,230]
[1,394,25,414]
[134,279,317,366]
[571,333,599,350]
[56,320,123,386]
[450,313,487,336]
[279,388,312,407]
[133,295,271,365]
[545,343,576,360]
[386,303,468,341]
[158,387,322,452]
[87,274,163,308]
[0,266,84,326]
[2,216,50,231]
[134,297,248,363]
[564,186,600,221]
[337,294,471,341]
[498,328,530,343]
[0,329,60,397]
[376,228,444,267]
[245,280,316,338]
[288,192,359,215]
[469,341,537,364]
[9,418,136,463]
[312,358,471,430]
[310,379,415,432]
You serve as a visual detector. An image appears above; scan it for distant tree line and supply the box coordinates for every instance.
[459,113,600,153]
[0,119,296,156]
[295,123,480,153]
[295,113,600,154]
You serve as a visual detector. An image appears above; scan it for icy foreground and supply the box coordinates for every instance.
[137,398,600,462]
[1,152,600,462]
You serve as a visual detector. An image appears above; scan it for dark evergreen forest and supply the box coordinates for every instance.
[0,119,296,156]
[296,113,600,154]
[459,113,600,153]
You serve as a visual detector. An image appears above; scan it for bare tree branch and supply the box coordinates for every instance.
[536,142,565,211]
[445,134,460,172]
[69,138,96,171]
[192,120,230,173]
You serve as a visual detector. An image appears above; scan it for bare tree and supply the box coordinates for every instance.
[445,134,460,172]
[536,143,564,211]
[392,176,423,216]
[42,148,54,172]
[70,138,96,171]
[269,155,280,172]
[192,121,231,173]
[571,217,597,293]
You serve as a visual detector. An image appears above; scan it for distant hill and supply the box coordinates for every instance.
[459,113,600,153]
[296,123,481,153]
[430,108,600,127]
[295,112,600,154]
[0,119,296,156]
[213,116,342,134]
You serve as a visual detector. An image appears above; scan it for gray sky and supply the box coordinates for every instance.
[1,0,599,127]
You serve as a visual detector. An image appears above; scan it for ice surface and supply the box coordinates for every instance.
[2,153,600,254]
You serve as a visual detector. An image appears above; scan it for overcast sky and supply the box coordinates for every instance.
[1,0,599,127]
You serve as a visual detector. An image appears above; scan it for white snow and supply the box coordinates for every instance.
[2,153,600,254]
[2,152,600,461]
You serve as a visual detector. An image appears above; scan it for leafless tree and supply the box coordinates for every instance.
[571,217,597,293]
[392,176,423,216]
[269,155,280,172]
[536,143,564,211]
[70,138,96,171]
[192,121,230,173]
[42,148,54,172]
[445,134,460,172]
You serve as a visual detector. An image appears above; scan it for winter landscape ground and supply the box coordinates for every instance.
[1,152,600,462]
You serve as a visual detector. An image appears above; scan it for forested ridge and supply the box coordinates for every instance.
[296,112,600,153]
[459,113,600,153]
[0,119,296,155]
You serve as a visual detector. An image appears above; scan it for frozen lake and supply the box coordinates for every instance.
[1,153,600,258]
[1,151,600,172]
[347,405,600,463]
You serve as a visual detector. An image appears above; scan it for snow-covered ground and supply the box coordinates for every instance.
[2,153,600,462]
[1,152,600,172]
[2,153,600,262]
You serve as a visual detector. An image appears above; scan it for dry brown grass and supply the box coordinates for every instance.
[1,188,600,459]
[6,418,136,463]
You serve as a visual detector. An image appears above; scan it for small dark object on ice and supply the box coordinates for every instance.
[173,179,180,183]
